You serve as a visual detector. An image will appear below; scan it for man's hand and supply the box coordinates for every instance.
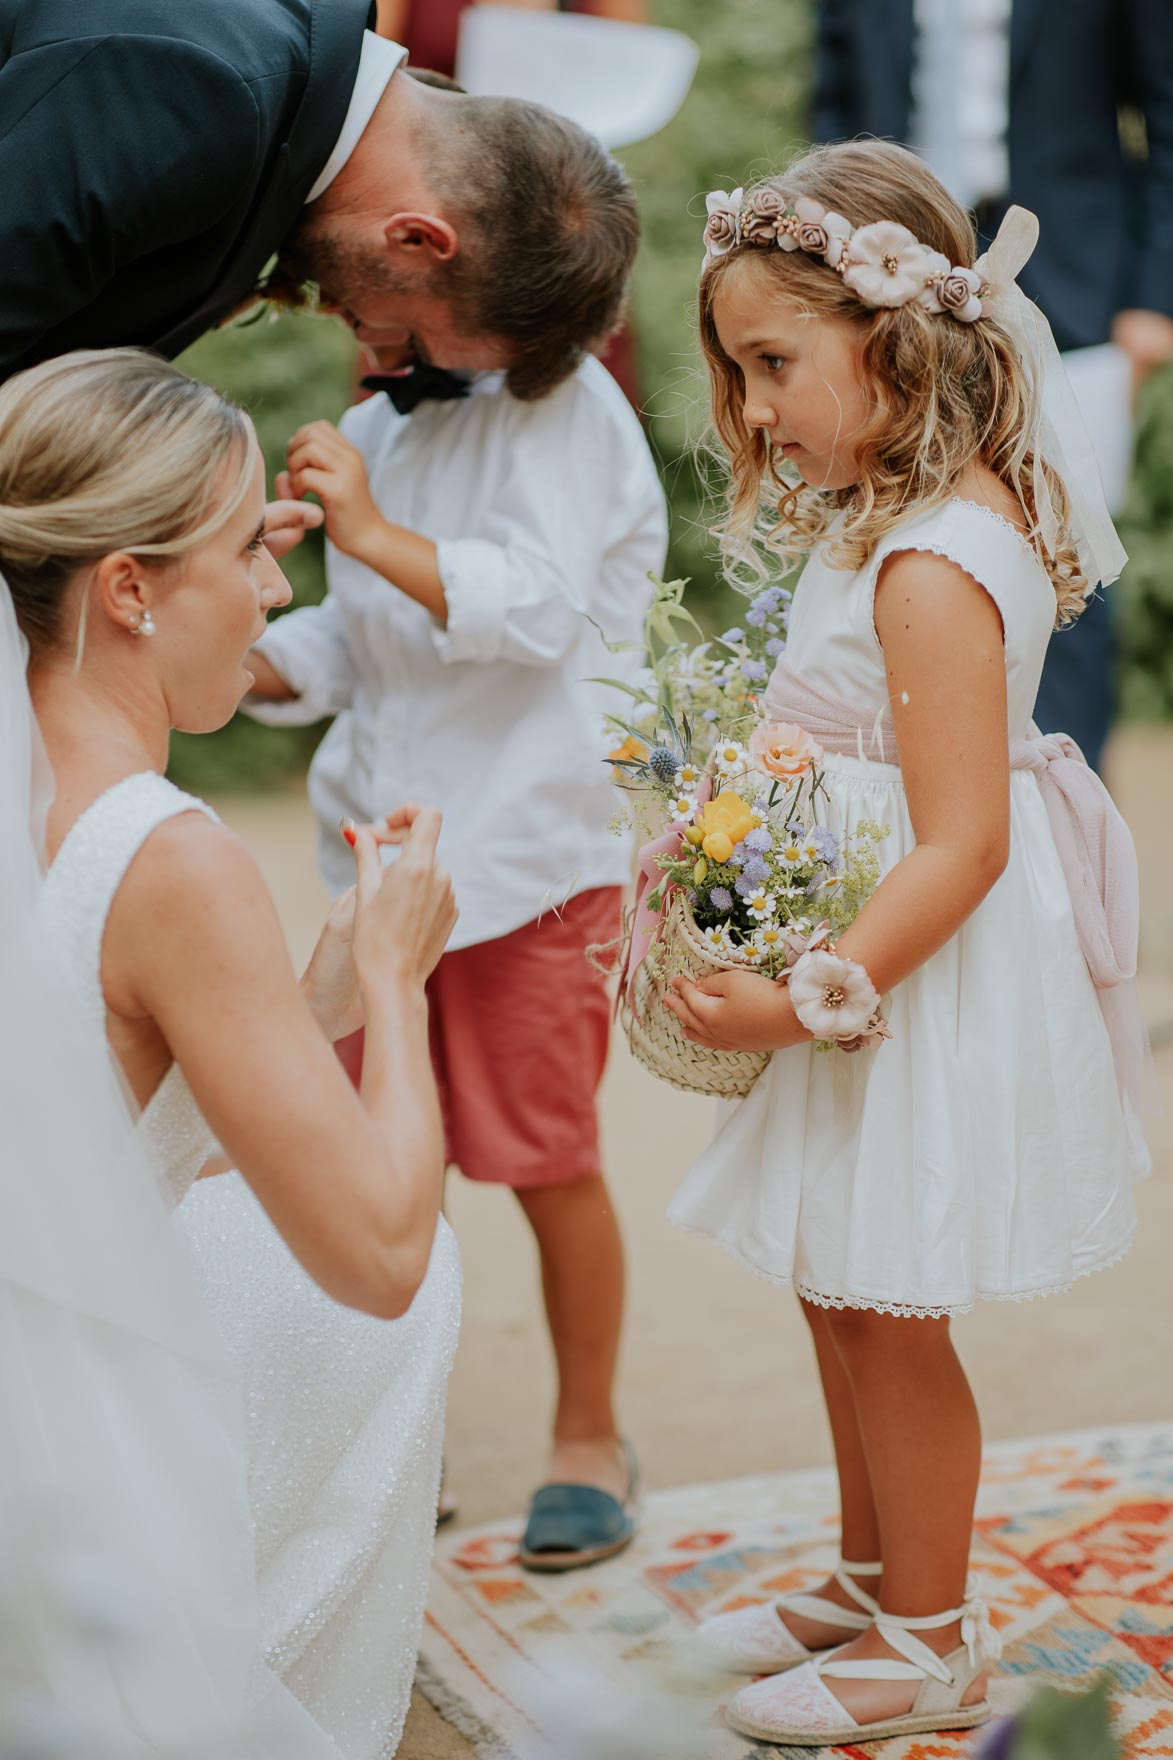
[663,969,810,1053]
[1111,309,1173,392]
[263,497,325,560]
[284,421,384,560]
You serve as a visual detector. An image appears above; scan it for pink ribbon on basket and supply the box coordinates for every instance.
[764,659,1157,1116]
[622,775,713,1008]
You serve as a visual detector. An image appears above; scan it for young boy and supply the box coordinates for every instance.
[245,343,667,1569]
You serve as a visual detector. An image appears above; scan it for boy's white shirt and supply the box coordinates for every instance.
[247,355,668,949]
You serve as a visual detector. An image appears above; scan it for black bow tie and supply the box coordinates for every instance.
[361,365,472,416]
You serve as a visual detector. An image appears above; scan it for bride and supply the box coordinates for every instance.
[0,347,461,1757]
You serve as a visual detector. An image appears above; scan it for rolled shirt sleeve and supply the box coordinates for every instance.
[430,375,636,669]
[241,595,358,726]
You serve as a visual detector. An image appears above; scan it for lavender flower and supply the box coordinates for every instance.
[720,626,745,645]
[684,888,698,906]
[709,886,733,912]
[744,827,773,852]
[766,637,786,657]
[734,871,757,898]
[745,606,767,627]
[741,854,770,884]
[752,586,783,614]
[974,1718,1017,1760]
[741,659,768,682]
[702,708,719,723]
[812,826,840,864]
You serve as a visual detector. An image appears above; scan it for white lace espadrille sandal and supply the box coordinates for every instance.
[723,1579,1002,1744]
[693,1559,882,1675]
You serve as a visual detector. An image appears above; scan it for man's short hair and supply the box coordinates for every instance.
[433,99,640,401]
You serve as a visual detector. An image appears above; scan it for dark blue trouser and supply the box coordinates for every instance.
[1032,588,1116,774]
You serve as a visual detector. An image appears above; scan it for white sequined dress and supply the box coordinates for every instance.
[42,773,462,1759]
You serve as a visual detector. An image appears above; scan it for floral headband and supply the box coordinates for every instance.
[703,185,988,323]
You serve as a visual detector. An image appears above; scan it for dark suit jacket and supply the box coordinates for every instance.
[0,0,374,379]
[813,0,1173,350]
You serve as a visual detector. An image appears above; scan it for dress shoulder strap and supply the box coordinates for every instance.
[864,496,1056,646]
[40,773,218,1022]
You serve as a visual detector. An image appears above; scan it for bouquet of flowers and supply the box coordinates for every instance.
[599,576,884,1098]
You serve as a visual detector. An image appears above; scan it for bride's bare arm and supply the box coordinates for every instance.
[104,808,456,1320]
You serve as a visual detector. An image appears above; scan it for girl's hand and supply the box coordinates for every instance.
[351,805,459,995]
[262,496,325,560]
[664,969,811,1053]
[282,421,383,560]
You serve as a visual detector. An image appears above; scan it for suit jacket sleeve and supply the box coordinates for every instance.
[0,36,264,375]
[1129,0,1173,316]
[811,0,857,143]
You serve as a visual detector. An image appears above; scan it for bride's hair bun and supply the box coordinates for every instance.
[0,348,253,659]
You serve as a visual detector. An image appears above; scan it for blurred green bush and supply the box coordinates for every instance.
[169,0,1172,794]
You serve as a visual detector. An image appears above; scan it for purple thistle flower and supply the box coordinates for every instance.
[745,606,767,627]
[721,626,745,645]
[766,637,786,657]
[741,659,768,682]
[648,745,679,785]
[709,886,733,912]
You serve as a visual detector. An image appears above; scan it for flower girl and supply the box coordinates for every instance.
[666,141,1151,1745]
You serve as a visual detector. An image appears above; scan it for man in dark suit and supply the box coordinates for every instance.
[814,0,1173,770]
[0,0,637,403]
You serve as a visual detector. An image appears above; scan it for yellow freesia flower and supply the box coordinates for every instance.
[699,791,755,862]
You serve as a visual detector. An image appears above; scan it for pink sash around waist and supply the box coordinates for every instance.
[763,660,1155,1115]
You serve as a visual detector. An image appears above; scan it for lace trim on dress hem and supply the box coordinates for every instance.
[669,1216,1137,1318]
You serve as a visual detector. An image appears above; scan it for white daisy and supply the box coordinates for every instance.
[744,887,776,922]
[754,922,787,955]
[668,793,698,825]
[800,836,822,864]
[779,838,807,868]
[702,924,735,955]
[674,763,702,792]
[737,942,766,967]
[713,740,750,778]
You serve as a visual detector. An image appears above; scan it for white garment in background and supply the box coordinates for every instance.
[670,500,1146,1317]
[247,355,667,943]
[40,772,461,1760]
[910,0,1012,210]
[305,31,406,204]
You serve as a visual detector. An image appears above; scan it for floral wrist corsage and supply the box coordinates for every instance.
[784,942,892,1053]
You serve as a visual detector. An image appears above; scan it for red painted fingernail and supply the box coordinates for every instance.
[340,818,357,847]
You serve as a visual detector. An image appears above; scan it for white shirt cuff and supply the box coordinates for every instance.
[240,625,343,726]
[432,538,511,664]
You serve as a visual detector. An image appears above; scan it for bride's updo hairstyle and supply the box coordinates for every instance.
[0,348,254,661]
[699,141,1086,624]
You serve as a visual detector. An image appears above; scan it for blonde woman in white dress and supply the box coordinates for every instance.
[0,348,460,1758]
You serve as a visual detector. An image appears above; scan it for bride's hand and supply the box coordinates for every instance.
[351,804,458,996]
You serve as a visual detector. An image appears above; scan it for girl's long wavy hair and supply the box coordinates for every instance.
[699,141,1086,625]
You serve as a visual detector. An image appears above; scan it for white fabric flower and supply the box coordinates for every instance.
[842,221,940,309]
[789,949,880,1040]
[820,209,854,268]
[744,888,776,922]
[713,740,750,778]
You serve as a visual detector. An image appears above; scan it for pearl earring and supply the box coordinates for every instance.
[133,609,156,636]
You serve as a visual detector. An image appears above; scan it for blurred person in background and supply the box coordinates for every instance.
[813,0,1173,772]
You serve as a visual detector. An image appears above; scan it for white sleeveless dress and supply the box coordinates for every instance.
[669,499,1146,1319]
[42,772,462,1758]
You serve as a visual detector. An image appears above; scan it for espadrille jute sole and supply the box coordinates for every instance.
[723,1696,992,1745]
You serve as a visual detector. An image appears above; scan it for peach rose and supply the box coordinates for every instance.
[750,721,823,780]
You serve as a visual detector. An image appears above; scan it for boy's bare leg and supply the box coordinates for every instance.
[514,1175,628,1500]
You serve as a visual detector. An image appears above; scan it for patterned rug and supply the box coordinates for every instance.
[418,1424,1173,1759]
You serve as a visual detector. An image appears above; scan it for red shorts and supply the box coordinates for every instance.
[337,888,623,1189]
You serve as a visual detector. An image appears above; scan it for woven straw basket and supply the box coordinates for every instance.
[620,891,771,1099]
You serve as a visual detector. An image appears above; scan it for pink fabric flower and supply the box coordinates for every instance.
[703,188,744,260]
[788,948,880,1040]
[750,721,823,780]
[921,263,986,323]
[841,221,939,309]
[741,185,788,245]
[792,196,834,257]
